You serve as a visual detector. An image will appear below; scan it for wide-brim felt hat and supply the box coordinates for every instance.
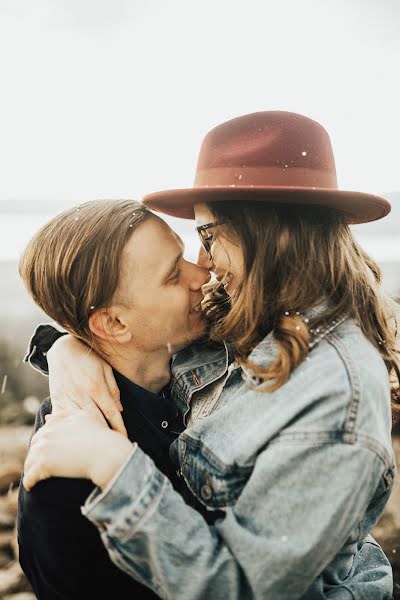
[143,111,391,224]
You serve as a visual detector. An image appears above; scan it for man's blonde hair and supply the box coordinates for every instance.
[19,200,150,354]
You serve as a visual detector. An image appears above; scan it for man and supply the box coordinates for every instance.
[17,199,210,600]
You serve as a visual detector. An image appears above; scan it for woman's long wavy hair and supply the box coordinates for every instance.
[203,200,400,419]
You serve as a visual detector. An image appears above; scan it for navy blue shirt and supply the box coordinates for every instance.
[18,366,184,600]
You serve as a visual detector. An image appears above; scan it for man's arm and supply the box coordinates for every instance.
[18,400,158,600]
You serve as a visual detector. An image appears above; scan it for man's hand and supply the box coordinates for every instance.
[23,410,134,491]
[48,335,127,436]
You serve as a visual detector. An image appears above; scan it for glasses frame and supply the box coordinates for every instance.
[196,221,223,257]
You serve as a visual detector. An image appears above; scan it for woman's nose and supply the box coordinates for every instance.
[196,246,213,270]
[200,266,212,286]
[185,259,211,290]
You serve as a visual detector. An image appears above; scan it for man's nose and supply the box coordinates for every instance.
[184,258,211,290]
[192,264,211,289]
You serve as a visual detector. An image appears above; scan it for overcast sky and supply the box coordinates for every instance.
[0,0,399,213]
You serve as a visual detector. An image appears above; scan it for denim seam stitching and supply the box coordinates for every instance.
[267,433,392,468]
[103,534,168,599]
[174,355,231,424]
[326,331,360,435]
[171,344,229,382]
[181,430,392,471]
[332,583,358,600]
[172,357,227,382]
[110,468,167,543]
[181,435,253,474]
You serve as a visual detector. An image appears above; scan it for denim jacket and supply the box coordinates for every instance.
[81,306,395,599]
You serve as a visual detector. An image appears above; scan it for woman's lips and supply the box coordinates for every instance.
[217,273,233,289]
[190,300,203,313]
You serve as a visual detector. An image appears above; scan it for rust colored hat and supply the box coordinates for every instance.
[143,111,390,223]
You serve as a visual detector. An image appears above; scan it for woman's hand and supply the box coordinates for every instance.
[23,410,134,491]
[47,335,127,436]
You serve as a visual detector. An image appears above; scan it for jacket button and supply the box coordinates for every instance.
[200,484,212,501]
[161,420,168,429]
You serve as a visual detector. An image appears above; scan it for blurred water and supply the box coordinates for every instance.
[0,212,202,262]
[1,212,399,295]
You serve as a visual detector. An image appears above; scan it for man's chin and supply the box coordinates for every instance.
[173,321,207,353]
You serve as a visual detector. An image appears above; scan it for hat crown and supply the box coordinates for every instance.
[195,111,337,190]
[143,110,391,224]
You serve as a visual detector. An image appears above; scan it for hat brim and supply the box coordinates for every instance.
[143,186,391,224]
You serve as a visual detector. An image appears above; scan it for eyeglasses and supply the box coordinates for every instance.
[196,221,224,257]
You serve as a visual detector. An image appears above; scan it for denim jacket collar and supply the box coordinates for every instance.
[172,301,348,409]
[243,301,348,384]
[171,340,235,421]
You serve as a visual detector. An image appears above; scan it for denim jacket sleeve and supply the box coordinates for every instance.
[82,434,390,600]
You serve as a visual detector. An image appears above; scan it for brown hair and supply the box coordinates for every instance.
[204,201,400,417]
[19,200,151,354]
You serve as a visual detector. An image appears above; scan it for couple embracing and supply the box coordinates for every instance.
[18,111,399,599]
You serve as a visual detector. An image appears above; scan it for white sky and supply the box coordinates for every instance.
[0,0,399,212]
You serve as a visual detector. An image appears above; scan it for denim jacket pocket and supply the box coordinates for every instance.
[179,435,253,510]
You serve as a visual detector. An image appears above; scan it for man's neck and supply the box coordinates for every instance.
[104,346,171,394]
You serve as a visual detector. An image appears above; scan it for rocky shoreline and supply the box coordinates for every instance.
[0,427,34,599]
[374,434,400,598]
[0,426,399,599]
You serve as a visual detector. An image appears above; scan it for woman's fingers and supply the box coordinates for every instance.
[29,430,42,447]
[87,369,127,436]
[63,371,125,433]
[49,386,78,412]
[83,401,109,426]
[23,458,49,491]
[23,438,50,490]
[103,364,123,412]
[23,467,36,491]
[50,399,108,430]
[44,409,71,421]
[23,409,116,488]
[46,335,127,435]
[94,397,127,436]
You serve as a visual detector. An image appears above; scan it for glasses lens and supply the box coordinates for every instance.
[197,227,213,255]
[196,222,222,257]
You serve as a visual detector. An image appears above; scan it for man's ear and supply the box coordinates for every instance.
[89,308,132,344]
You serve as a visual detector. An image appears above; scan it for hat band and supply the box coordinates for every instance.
[194,166,338,189]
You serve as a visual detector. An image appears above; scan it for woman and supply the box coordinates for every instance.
[23,112,399,599]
